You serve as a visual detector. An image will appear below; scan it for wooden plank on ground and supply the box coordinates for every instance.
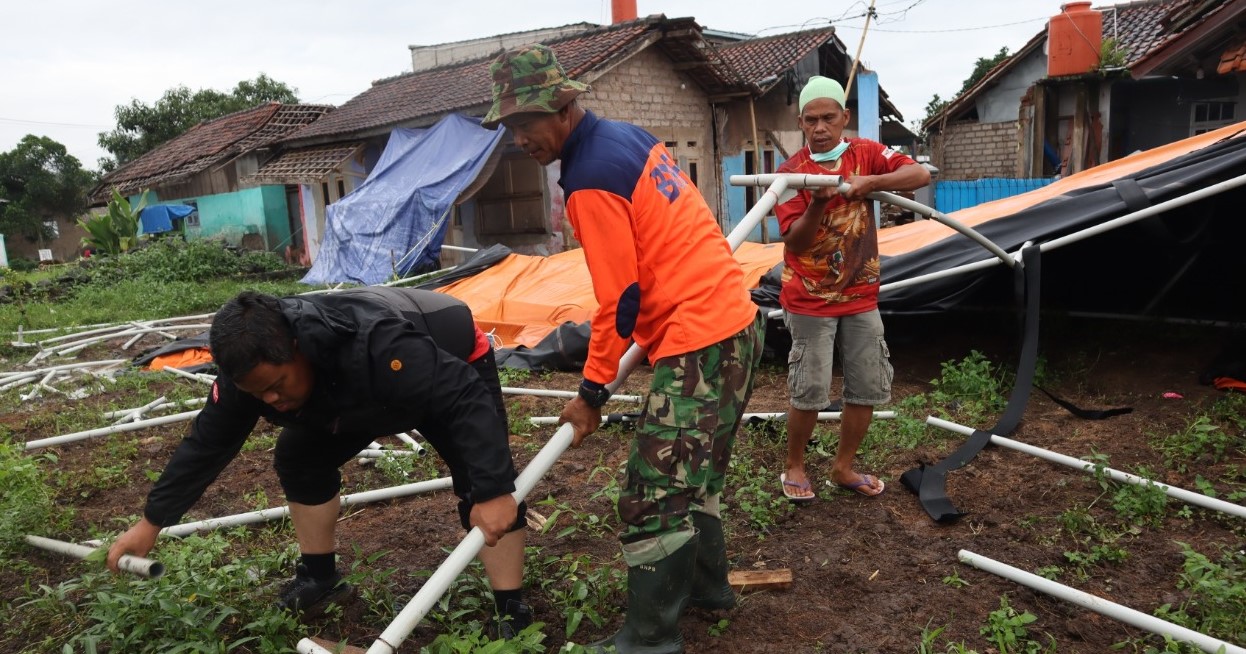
[728,568,792,592]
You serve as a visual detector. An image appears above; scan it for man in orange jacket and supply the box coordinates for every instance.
[484,44,763,654]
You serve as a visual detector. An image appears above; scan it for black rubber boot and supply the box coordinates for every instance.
[587,536,698,654]
[494,599,535,639]
[689,513,736,611]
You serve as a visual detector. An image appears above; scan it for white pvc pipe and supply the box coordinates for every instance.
[6,321,117,337]
[501,386,643,403]
[24,409,201,450]
[25,535,164,578]
[37,324,212,360]
[130,320,177,340]
[163,366,215,385]
[528,410,896,426]
[113,396,167,425]
[355,449,417,458]
[926,416,1246,519]
[305,424,578,654]
[959,549,1246,654]
[24,314,214,349]
[103,398,205,418]
[157,477,454,539]
[439,245,478,253]
[726,175,789,250]
[880,250,1021,294]
[0,359,129,385]
[731,173,1014,269]
[393,432,426,455]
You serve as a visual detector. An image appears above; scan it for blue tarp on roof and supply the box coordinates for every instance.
[139,204,195,234]
[302,114,504,285]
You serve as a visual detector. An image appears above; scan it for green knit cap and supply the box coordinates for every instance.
[482,43,590,129]
[799,75,847,113]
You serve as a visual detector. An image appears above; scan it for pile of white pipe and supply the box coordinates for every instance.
[19,314,214,364]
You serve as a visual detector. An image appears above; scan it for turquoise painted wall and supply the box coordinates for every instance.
[132,186,291,251]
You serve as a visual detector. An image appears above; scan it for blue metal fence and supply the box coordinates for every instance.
[935,178,1054,213]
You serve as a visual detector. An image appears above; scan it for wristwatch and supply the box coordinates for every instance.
[578,379,611,409]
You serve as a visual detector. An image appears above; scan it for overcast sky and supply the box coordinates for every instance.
[0,0,1062,170]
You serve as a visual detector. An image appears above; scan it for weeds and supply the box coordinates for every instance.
[1096,464,1169,527]
[1153,542,1246,645]
[980,595,1055,653]
[929,351,1008,422]
[1154,415,1241,474]
[528,551,625,639]
[0,438,73,568]
[10,532,300,653]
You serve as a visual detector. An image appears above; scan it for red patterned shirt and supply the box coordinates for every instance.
[775,140,915,317]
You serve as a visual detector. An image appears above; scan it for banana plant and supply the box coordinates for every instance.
[79,189,150,256]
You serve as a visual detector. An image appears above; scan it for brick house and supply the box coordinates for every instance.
[925,0,1246,181]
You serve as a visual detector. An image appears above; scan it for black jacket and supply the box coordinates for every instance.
[143,288,513,526]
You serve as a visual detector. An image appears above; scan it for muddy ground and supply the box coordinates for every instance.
[2,309,1243,653]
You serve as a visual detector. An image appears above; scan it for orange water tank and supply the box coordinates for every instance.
[1048,1,1103,77]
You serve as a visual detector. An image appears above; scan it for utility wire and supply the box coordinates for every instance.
[836,17,1048,33]
[0,117,110,129]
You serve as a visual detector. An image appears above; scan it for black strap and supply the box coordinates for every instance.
[1035,385,1133,419]
[901,245,1042,523]
[1112,178,1151,213]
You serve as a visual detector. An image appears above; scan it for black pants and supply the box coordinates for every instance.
[272,350,526,531]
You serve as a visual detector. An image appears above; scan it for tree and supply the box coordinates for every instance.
[97,74,299,171]
[959,46,1011,96]
[0,135,96,243]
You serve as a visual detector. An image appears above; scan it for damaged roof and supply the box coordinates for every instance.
[92,102,333,202]
[284,15,757,146]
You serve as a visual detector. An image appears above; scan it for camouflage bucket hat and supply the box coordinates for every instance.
[482,43,589,129]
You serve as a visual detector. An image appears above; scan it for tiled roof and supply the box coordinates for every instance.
[93,103,333,201]
[716,28,835,90]
[1217,35,1246,74]
[242,142,364,185]
[286,19,661,144]
[1098,0,1189,65]
[715,28,903,120]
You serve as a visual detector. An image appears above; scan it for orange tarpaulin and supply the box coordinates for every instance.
[145,348,214,372]
[438,241,784,349]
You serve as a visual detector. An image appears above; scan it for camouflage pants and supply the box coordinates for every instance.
[618,311,764,565]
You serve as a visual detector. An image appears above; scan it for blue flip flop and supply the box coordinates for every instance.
[780,472,816,502]
[836,474,885,497]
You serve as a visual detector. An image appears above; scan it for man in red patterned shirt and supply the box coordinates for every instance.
[776,75,929,502]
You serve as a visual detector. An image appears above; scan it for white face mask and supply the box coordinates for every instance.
[810,139,849,163]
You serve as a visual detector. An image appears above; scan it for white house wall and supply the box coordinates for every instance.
[976,48,1047,124]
